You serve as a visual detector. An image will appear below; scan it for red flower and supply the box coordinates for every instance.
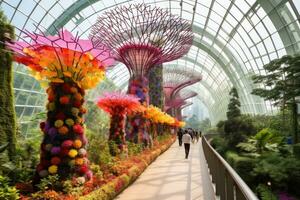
[40,122,45,130]
[79,165,88,174]
[73,100,82,108]
[73,124,84,135]
[61,140,73,148]
[48,94,55,102]
[62,83,71,93]
[51,157,61,165]
[60,148,70,157]
[36,164,44,172]
[56,112,66,120]
[59,96,70,104]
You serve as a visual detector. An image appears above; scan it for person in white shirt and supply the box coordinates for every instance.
[182,130,192,159]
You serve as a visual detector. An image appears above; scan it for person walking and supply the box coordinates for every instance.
[182,130,192,159]
[177,128,183,146]
[195,131,199,143]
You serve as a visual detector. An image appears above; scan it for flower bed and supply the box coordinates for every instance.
[80,136,175,200]
[19,135,175,200]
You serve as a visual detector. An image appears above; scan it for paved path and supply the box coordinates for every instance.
[115,139,215,200]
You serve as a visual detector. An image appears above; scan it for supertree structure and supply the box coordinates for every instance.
[96,92,143,156]
[7,29,114,183]
[90,3,193,143]
[163,67,201,114]
[176,102,193,120]
[165,89,197,113]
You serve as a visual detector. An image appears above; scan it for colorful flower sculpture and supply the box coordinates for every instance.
[143,105,179,138]
[7,29,114,183]
[97,92,143,156]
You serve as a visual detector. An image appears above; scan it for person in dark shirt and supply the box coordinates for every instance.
[177,128,183,146]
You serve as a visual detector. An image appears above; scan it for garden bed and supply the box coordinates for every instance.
[19,135,176,200]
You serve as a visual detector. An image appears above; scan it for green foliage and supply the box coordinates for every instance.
[256,184,277,200]
[36,175,61,192]
[216,120,225,134]
[108,140,119,156]
[0,143,9,153]
[226,87,241,120]
[85,101,110,135]
[0,175,19,200]
[0,10,17,163]
[252,152,289,188]
[224,117,255,148]
[90,163,103,179]
[62,180,83,196]
[225,151,255,184]
[86,129,113,165]
[127,142,143,156]
[237,128,284,154]
[293,143,300,159]
[252,55,300,143]
[0,131,41,183]
[210,136,228,156]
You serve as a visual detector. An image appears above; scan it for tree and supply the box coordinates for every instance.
[226,87,241,120]
[0,11,17,162]
[252,55,300,143]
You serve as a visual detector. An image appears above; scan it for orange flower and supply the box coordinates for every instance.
[58,126,69,135]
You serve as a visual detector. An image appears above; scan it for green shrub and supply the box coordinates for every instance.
[293,143,300,159]
[210,136,228,156]
[216,120,225,134]
[36,175,61,192]
[252,152,288,188]
[62,180,83,197]
[90,163,103,179]
[0,175,19,200]
[86,129,113,165]
[225,151,255,185]
[256,184,277,200]
[127,142,143,156]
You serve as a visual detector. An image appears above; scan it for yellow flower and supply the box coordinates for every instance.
[65,118,75,126]
[71,107,80,116]
[54,120,64,128]
[48,165,58,174]
[68,149,78,158]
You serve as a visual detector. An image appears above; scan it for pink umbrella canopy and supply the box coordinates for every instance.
[96,92,143,115]
[7,29,115,67]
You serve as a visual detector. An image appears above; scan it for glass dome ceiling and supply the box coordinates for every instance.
[1,0,300,126]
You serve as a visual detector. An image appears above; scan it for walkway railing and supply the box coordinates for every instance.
[202,135,259,200]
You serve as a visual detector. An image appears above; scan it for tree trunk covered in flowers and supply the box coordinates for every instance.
[109,113,127,156]
[127,76,150,145]
[36,81,92,183]
[148,65,164,137]
[148,64,164,109]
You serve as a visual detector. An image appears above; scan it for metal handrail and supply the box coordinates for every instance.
[202,136,259,200]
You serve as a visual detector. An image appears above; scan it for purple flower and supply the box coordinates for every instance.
[51,146,61,155]
[44,121,51,132]
[48,127,58,138]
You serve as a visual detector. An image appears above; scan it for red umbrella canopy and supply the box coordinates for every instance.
[96,92,142,115]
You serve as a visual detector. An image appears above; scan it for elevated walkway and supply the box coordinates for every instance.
[116,139,215,200]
